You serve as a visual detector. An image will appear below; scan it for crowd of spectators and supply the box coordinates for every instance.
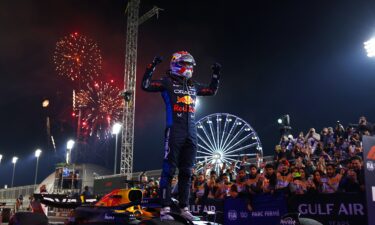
[138,116,371,208]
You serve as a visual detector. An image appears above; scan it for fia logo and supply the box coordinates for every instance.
[228,210,238,221]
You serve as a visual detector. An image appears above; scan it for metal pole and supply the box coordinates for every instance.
[11,163,16,187]
[114,133,118,174]
[34,157,40,185]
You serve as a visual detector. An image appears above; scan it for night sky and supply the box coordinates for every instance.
[1,0,375,187]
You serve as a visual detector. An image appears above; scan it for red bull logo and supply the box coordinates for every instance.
[177,95,195,105]
[173,104,195,113]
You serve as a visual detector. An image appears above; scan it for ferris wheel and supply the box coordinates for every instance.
[195,113,263,174]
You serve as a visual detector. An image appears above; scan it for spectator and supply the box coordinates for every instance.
[139,173,148,190]
[81,186,91,198]
[259,163,277,194]
[144,179,158,198]
[351,156,365,192]
[304,158,316,177]
[358,116,372,135]
[39,184,48,215]
[307,170,324,193]
[216,173,232,199]
[296,132,305,146]
[320,128,329,146]
[289,169,307,195]
[305,128,320,152]
[246,164,260,194]
[192,173,206,204]
[322,164,342,193]
[316,156,327,173]
[204,171,218,200]
[171,176,179,198]
[228,184,239,198]
[235,167,248,194]
[339,169,361,192]
[276,160,292,191]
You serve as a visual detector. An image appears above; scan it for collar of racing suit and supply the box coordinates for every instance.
[167,70,194,86]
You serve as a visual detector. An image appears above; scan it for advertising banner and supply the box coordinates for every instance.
[362,135,375,225]
[288,193,367,225]
[189,198,224,224]
[250,192,287,225]
[224,192,287,225]
[224,197,250,225]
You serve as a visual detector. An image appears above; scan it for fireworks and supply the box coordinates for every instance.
[75,81,124,139]
[53,32,102,82]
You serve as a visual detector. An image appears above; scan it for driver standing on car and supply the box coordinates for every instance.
[141,51,221,221]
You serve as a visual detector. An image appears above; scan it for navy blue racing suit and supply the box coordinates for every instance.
[141,66,220,208]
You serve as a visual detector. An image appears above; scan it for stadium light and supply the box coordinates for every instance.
[67,140,75,150]
[112,123,122,135]
[66,140,75,164]
[35,149,42,158]
[112,123,122,174]
[278,114,292,137]
[11,156,18,187]
[364,38,375,57]
[42,99,50,108]
[34,149,42,185]
[0,154,2,164]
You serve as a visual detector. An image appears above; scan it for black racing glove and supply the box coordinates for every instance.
[152,56,163,67]
[211,62,222,79]
[147,56,163,70]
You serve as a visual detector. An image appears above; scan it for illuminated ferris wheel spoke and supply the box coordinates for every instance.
[222,125,246,151]
[216,115,221,150]
[199,122,217,151]
[208,118,218,150]
[221,157,237,164]
[221,118,239,151]
[197,144,214,154]
[197,148,214,156]
[224,143,258,155]
[198,127,216,151]
[223,132,254,153]
[220,158,232,166]
[224,153,256,158]
[219,117,229,149]
[196,155,212,159]
[197,134,215,152]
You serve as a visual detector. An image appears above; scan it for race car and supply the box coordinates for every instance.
[33,188,220,225]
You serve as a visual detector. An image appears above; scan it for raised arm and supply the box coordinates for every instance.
[196,62,222,96]
[141,56,165,92]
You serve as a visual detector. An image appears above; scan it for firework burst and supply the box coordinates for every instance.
[75,81,123,140]
[54,32,102,82]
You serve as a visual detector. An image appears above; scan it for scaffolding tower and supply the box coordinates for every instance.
[120,0,162,177]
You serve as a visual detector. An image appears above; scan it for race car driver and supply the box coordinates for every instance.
[141,51,221,221]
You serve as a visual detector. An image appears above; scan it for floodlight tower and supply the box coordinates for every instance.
[364,38,375,57]
[120,0,162,177]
